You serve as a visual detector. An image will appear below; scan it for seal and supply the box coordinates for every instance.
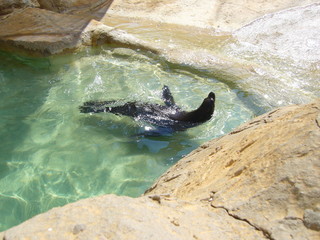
[79,85,215,131]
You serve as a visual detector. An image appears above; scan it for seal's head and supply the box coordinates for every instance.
[191,91,215,123]
[202,92,215,111]
[208,92,215,102]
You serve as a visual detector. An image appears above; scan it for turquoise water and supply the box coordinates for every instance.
[0,48,258,231]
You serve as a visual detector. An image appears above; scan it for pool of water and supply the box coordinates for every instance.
[0,48,259,231]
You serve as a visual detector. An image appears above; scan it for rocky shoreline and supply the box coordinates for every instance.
[0,1,319,239]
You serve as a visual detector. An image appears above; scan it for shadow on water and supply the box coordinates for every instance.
[79,114,198,163]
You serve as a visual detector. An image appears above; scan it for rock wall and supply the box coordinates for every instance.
[1,100,319,240]
[0,0,39,15]
[0,0,111,15]
[0,0,119,55]
[107,0,319,31]
[0,0,319,55]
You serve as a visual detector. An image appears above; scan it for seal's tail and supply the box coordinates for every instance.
[162,85,175,107]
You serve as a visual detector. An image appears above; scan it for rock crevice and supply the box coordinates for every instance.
[211,204,274,240]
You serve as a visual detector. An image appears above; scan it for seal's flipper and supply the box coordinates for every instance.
[162,85,175,107]
[79,100,118,113]
[83,100,117,107]
[80,100,138,117]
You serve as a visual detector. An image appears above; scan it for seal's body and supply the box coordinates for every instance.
[80,86,215,131]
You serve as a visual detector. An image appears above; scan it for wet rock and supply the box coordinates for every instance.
[234,3,320,63]
[224,3,320,109]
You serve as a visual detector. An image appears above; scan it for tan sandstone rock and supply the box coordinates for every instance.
[0,7,89,55]
[107,0,320,31]
[1,0,319,56]
[145,99,320,240]
[0,0,113,15]
[0,6,154,55]
[0,194,267,240]
[0,0,39,15]
[36,0,112,14]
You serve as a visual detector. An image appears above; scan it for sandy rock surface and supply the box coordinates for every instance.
[145,99,320,240]
[0,0,39,15]
[233,3,320,63]
[107,0,319,31]
[1,0,319,55]
[0,5,153,55]
[0,195,266,240]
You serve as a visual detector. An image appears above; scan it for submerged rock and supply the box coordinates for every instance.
[1,100,319,240]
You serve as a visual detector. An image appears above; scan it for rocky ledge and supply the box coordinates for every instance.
[1,100,319,240]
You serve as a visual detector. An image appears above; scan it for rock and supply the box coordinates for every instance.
[0,7,89,55]
[1,195,266,240]
[234,3,320,64]
[0,0,39,15]
[0,7,155,55]
[0,0,118,55]
[107,0,320,31]
[225,3,320,109]
[72,223,86,235]
[37,0,112,14]
[0,0,113,15]
[145,99,320,240]
[304,209,320,231]
[82,19,157,53]
[1,0,318,57]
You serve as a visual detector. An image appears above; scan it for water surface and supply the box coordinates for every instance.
[0,48,258,231]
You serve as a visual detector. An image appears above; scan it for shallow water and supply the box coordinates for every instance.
[0,48,258,231]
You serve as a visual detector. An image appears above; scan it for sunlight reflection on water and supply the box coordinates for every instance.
[0,48,258,231]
